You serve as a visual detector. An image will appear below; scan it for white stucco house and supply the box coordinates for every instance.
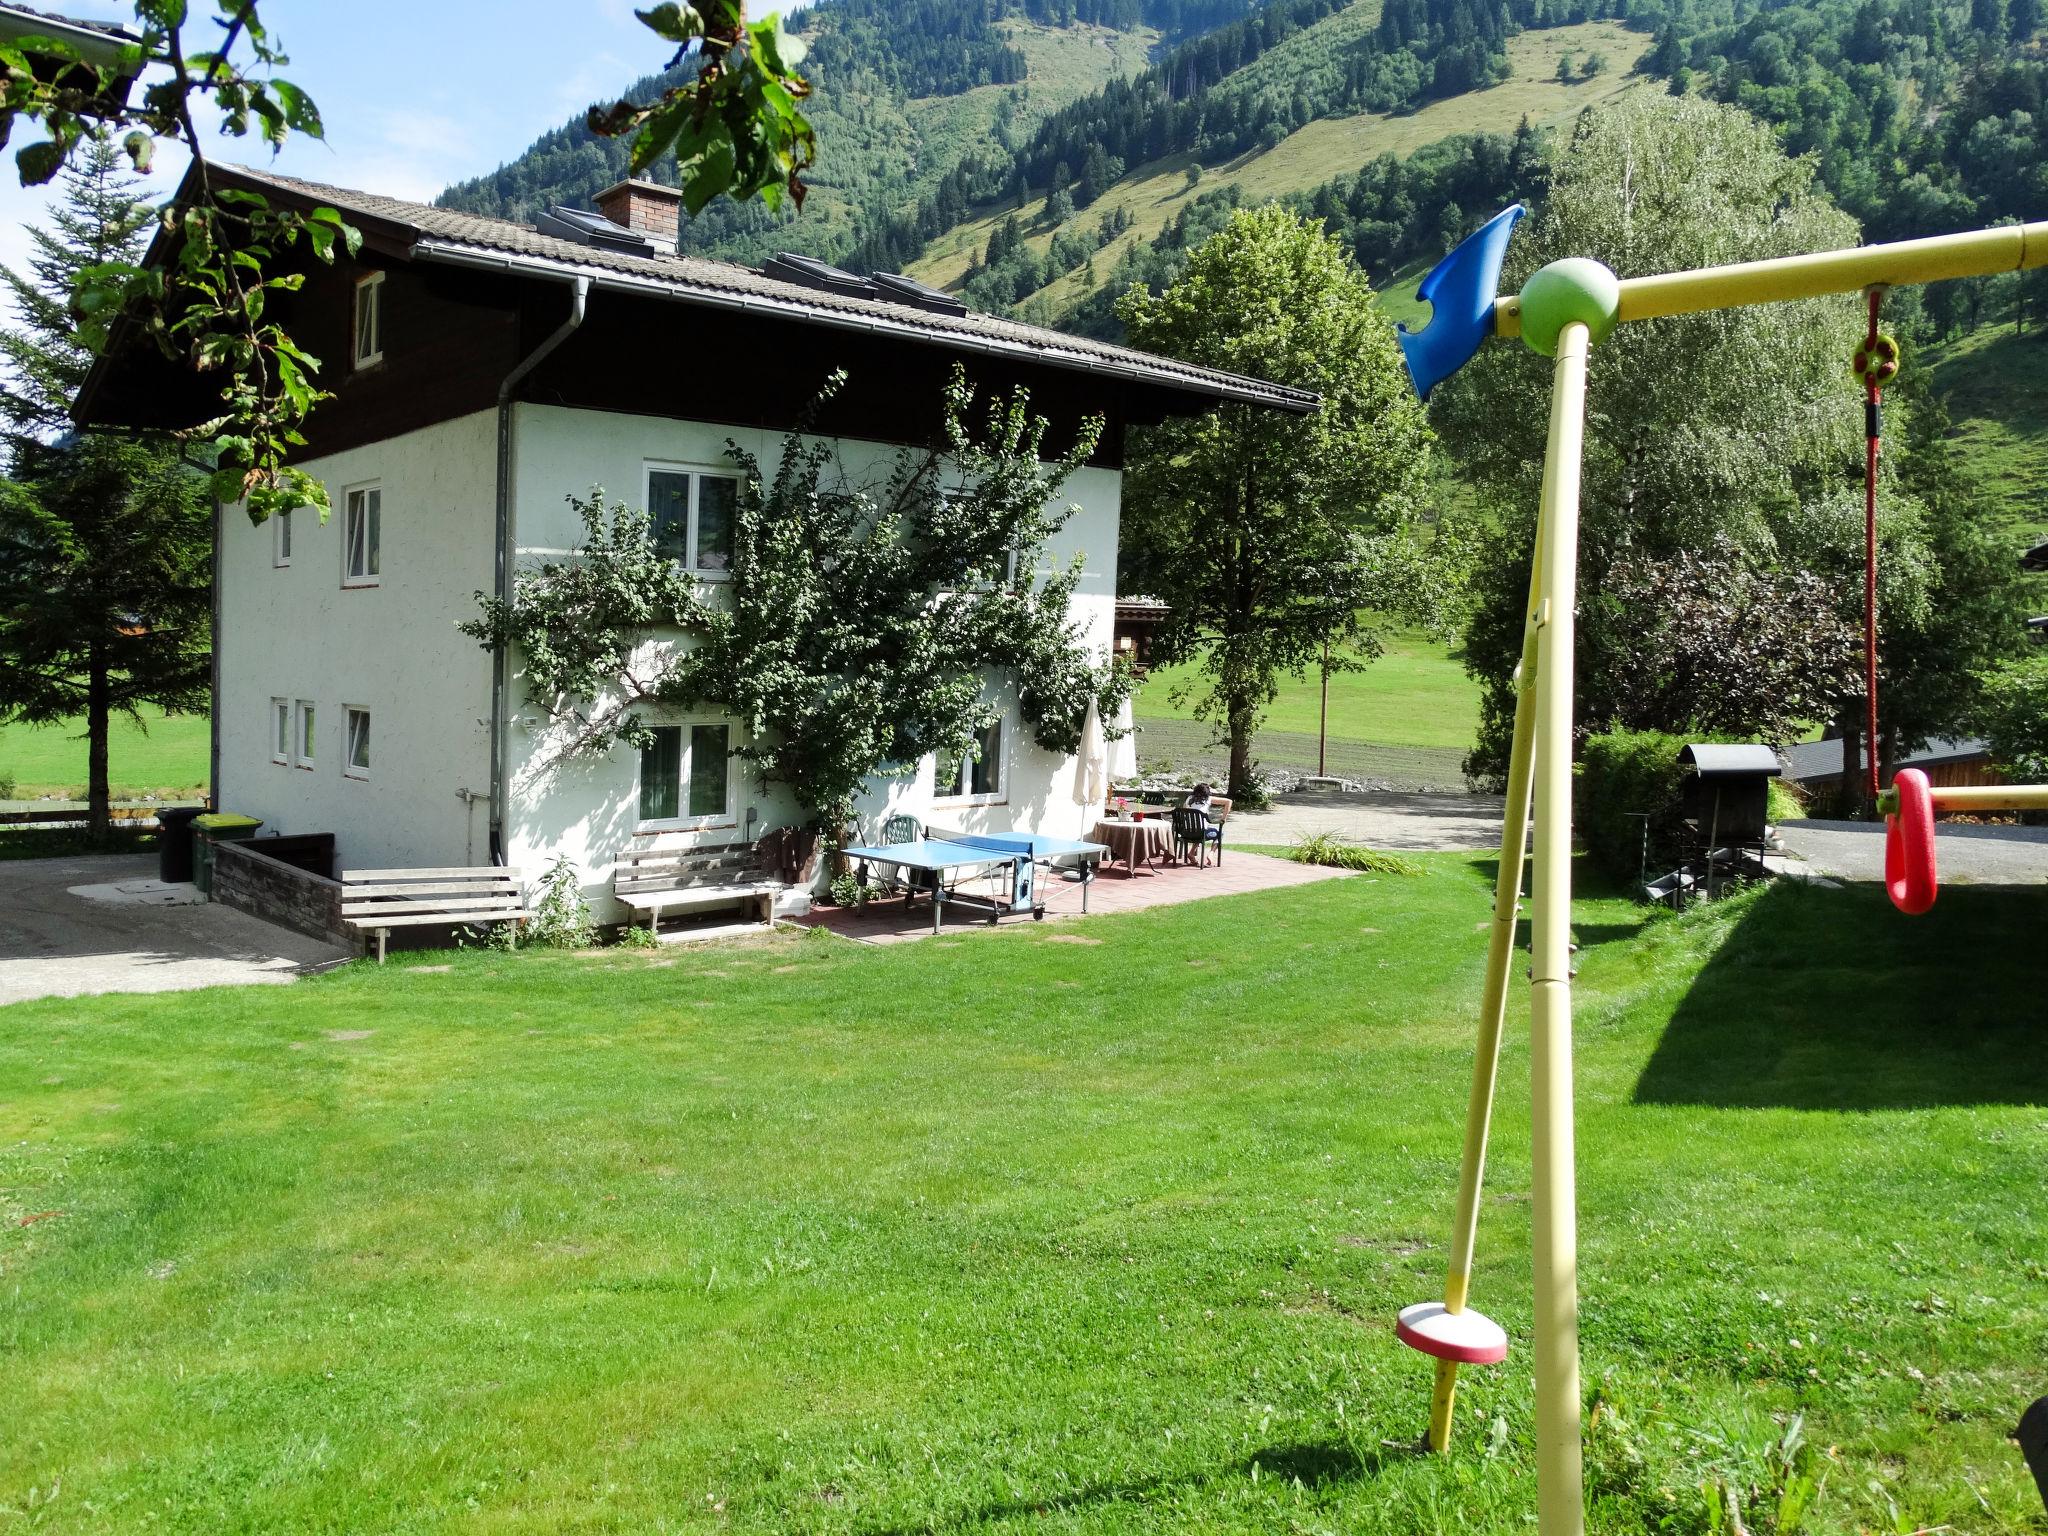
[78,166,1313,918]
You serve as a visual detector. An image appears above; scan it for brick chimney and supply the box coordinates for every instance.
[594,179,682,252]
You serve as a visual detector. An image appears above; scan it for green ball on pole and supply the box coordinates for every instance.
[1517,258,1622,356]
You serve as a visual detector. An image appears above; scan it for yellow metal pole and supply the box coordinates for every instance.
[1425,480,1547,1454]
[1925,785,2048,813]
[1529,318,1591,1536]
[1496,221,2048,338]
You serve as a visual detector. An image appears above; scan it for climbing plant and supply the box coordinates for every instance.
[465,368,1131,834]
[588,1,815,213]
[0,0,817,520]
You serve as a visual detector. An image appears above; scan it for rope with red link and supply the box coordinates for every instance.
[1852,290,1900,806]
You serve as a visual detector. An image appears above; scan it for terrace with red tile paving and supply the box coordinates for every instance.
[794,848,1350,944]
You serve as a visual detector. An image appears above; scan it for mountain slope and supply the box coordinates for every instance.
[438,0,1213,268]
[905,17,1648,318]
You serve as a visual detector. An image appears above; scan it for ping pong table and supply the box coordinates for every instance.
[839,828,1109,934]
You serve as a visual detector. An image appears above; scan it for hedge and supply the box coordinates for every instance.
[1575,728,1696,885]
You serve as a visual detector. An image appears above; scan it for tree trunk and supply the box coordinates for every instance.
[86,649,111,844]
[1226,696,1256,801]
[1838,704,1866,819]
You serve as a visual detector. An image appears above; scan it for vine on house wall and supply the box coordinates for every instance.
[463,367,1132,834]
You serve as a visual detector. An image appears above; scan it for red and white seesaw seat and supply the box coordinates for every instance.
[1395,1300,1510,1366]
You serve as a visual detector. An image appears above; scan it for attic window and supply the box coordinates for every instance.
[760,253,970,316]
[535,204,658,258]
[353,272,385,369]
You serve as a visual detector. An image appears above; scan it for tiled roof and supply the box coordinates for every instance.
[217,164,1319,415]
[0,4,133,37]
[1779,736,1989,782]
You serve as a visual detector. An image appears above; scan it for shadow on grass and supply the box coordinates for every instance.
[857,1439,1402,1532]
[1634,879,2048,1111]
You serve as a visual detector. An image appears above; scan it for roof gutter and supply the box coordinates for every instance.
[488,272,589,864]
[410,239,1318,415]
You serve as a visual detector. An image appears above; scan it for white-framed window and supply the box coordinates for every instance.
[353,271,385,369]
[935,717,1004,804]
[645,464,736,576]
[271,697,290,764]
[273,507,293,567]
[294,699,317,769]
[344,706,371,780]
[637,720,734,827]
[343,483,381,587]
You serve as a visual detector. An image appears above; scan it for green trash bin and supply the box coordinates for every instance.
[192,813,264,895]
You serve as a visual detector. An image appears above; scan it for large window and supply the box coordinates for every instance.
[344,706,371,779]
[646,466,735,575]
[271,698,289,764]
[344,484,381,587]
[353,272,385,369]
[936,718,1003,803]
[294,699,317,768]
[637,721,733,825]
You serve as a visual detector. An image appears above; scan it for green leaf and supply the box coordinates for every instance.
[681,137,737,214]
[635,3,698,41]
[270,78,324,137]
[15,140,66,186]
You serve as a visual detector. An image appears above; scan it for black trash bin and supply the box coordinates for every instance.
[157,805,205,884]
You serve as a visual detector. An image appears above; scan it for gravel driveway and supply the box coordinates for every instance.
[1777,818,2048,886]
[1228,790,1508,852]
[0,853,350,1007]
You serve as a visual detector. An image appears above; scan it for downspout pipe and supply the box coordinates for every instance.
[488,274,589,863]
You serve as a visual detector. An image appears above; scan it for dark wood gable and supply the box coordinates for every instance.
[81,241,1158,468]
[516,285,1130,469]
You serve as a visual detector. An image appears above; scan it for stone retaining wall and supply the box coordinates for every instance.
[212,838,355,950]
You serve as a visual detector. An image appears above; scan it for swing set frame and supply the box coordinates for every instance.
[1398,213,2048,1536]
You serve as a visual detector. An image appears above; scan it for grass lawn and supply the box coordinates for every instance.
[0,706,209,800]
[1136,627,1482,751]
[1924,321,2048,546]
[3,861,2044,1530]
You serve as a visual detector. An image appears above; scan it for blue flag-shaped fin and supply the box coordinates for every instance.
[1396,204,1526,401]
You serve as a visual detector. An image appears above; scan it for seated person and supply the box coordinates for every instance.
[1185,782,1218,820]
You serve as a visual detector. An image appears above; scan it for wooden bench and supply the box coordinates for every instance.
[615,842,783,936]
[341,866,531,963]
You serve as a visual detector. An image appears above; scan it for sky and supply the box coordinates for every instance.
[0,0,760,284]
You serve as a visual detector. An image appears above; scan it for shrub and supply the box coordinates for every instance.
[1577,728,1694,883]
[526,854,597,949]
[1974,652,2048,782]
[1288,832,1424,875]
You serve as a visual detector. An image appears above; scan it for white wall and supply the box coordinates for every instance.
[216,410,497,871]
[501,403,1123,910]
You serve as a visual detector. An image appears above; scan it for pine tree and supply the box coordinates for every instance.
[0,136,157,457]
[0,134,213,839]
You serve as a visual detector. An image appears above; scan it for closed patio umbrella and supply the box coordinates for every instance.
[1072,695,1108,817]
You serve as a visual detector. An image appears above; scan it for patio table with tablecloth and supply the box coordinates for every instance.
[1090,817,1176,876]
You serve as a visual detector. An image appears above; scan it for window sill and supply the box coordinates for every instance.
[341,577,381,590]
[353,353,384,372]
[934,795,1008,809]
[271,756,289,767]
[344,771,370,782]
[635,818,739,835]
[295,763,317,772]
